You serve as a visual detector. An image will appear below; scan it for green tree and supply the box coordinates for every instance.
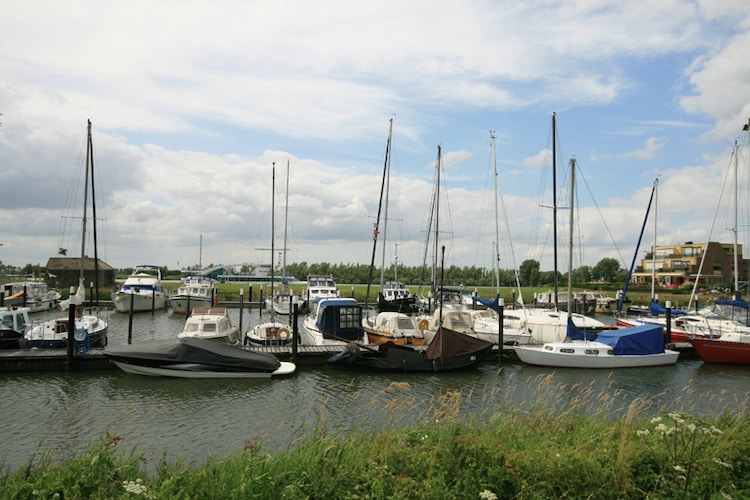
[591,257,622,283]
[519,259,541,287]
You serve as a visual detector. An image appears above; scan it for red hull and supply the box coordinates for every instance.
[690,338,750,364]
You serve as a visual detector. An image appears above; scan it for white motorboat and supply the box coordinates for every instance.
[177,307,239,344]
[1,281,61,312]
[168,275,216,314]
[0,306,31,349]
[362,311,426,346]
[112,265,168,313]
[301,297,365,346]
[302,275,340,313]
[245,320,293,346]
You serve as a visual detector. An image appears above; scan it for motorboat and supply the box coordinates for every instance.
[1,281,61,312]
[0,306,31,349]
[168,275,216,314]
[468,309,532,346]
[104,337,296,378]
[417,307,475,344]
[24,307,108,352]
[327,326,494,372]
[362,311,426,346]
[245,320,293,346]
[112,265,168,313]
[514,317,679,368]
[177,307,239,344]
[302,275,340,313]
[301,297,365,346]
[377,281,418,314]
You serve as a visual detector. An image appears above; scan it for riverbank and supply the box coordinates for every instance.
[2,405,745,499]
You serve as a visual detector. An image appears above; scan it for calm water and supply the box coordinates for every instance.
[2,307,750,472]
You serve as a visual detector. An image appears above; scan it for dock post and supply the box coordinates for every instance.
[498,297,504,360]
[291,301,299,361]
[66,286,76,371]
[665,300,672,346]
[239,289,245,345]
[128,293,134,344]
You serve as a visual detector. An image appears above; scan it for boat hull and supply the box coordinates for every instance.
[168,296,213,314]
[113,292,167,313]
[514,343,679,368]
[111,360,296,378]
[690,338,750,364]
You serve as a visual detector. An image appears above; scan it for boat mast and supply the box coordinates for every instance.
[433,146,442,299]
[651,178,658,300]
[733,138,739,294]
[491,131,501,294]
[282,159,290,284]
[379,122,393,290]
[552,112,559,309]
[567,158,575,317]
[365,118,392,309]
[270,163,275,317]
[87,120,101,304]
[80,121,91,282]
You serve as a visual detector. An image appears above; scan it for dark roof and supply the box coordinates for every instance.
[46,257,114,272]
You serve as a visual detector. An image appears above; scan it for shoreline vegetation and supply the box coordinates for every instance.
[3,380,748,499]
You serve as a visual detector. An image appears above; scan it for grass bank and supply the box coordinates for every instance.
[3,381,747,499]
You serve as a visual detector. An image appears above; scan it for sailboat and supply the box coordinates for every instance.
[687,120,750,363]
[363,119,418,315]
[24,120,109,351]
[515,156,678,368]
[507,114,610,345]
[470,131,532,347]
[362,119,424,346]
[272,160,295,316]
[246,164,293,346]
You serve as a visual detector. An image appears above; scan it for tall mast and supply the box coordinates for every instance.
[80,120,91,280]
[733,139,739,294]
[552,112,558,309]
[567,158,575,316]
[364,118,392,309]
[433,145,442,297]
[270,163,275,315]
[379,121,393,289]
[282,159,290,282]
[651,178,658,300]
[491,131,501,294]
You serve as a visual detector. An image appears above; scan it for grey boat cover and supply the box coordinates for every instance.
[105,337,281,371]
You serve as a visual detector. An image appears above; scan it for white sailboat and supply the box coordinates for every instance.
[246,164,293,346]
[25,120,109,350]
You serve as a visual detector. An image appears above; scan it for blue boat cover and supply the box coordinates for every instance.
[473,295,501,313]
[582,319,666,355]
[649,299,687,316]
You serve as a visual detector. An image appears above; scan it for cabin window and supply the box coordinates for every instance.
[2,316,13,329]
[397,318,414,329]
[607,349,615,355]
[339,307,359,328]
[544,345,554,351]
[560,348,575,354]
[203,323,216,332]
[186,323,199,332]
[585,349,599,355]
[15,313,26,330]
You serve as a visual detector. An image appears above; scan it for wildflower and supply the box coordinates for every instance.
[650,416,662,423]
[673,465,686,473]
[122,479,154,498]
[713,457,733,469]
[479,490,498,500]
[637,429,650,437]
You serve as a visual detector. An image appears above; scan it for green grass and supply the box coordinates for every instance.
[3,377,747,499]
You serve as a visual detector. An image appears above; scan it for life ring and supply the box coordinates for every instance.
[417,318,429,331]
[74,327,88,342]
[278,327,290,341]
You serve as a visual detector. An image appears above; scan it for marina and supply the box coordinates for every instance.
[2,305,748,474]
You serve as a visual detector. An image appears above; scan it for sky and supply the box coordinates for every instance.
[1,0,750,277]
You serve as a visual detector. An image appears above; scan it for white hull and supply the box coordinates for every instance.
[168,296,213,314]
[113,292,167,312]
[514,342,679,368]
[112,360,296,378]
